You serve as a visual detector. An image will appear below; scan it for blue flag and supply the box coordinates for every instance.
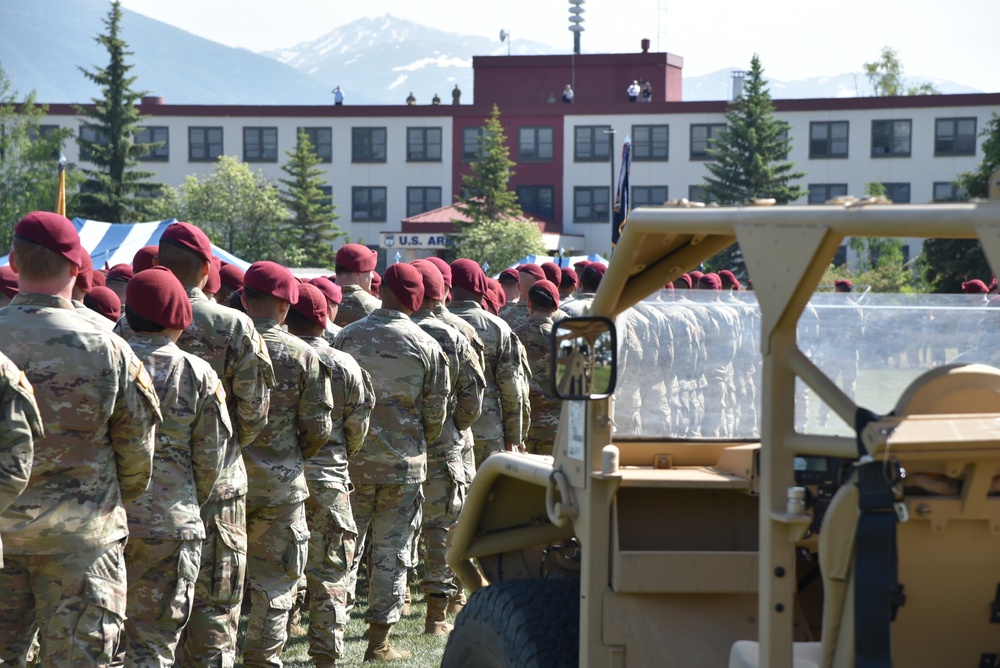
[611,139,631,247]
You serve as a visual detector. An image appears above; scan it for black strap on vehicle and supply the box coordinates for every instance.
[853,406,905,668]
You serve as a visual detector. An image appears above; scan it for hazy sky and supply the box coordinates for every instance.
[119,0,1000,91]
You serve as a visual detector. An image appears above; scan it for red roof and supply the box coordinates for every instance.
[401,203,546,234]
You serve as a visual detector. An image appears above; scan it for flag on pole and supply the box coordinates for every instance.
[611,138,631,248]
[55,155,67,217]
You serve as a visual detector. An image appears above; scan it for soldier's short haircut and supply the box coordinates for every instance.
[580,269,602,293]
[528,285,557,311]
[11,237,72,281]
[228,289,247,313]
[124,303,166,333]
[285,306,317,333]
[242,286,280,306]
[157,241,207,286]
[334,264,352,276]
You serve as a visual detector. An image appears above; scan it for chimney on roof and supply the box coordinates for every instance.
[141,96,164,106]
[641,38,650,53]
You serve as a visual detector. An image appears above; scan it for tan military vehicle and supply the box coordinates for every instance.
[444,179,1000,667]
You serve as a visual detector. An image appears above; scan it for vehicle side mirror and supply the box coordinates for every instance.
[551,316,617,400]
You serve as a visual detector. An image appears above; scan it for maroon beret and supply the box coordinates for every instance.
[518,263,545,282]
[834,279,853,290]
[990,276,998,292]
[451,259,488,295]
[689,270,704,282]
[204,257,222,294]
[91,269,106,288]
[160,222,214,262]
[698,273,722,291]
[220,263,245,291]
[383,263,424,313]
[75,252,94,293]
[0,266,18,299]
[719,270,740,290]
[309,277,342,304]
[488,278,506,309]
[132,245,158,273]
[582,263,607,282]
[126,266,193,330]
[560,267,578,289]
[411,259,446,302]
[424,256,453,289]
[106,263,134,283]
[370,270,382,296]
[14,212,84,269]
[336,243,378,272]
[676,273,693,289]
[529,279,560,308]
[244,261,299,303]
[292,282,328,328]
[541,262,562,285]
[573,260,590,272]
[498,268,519,284]
[83,286,122,323]
[962,279,989,294]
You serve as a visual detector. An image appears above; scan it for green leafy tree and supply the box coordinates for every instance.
[846,182,906,273]
[278,129,344,267]
[0,65,81,251]
[75,0,161,222]
[449,217,545,272]
[701,55,805,278]
[956,112,1000,198]
[864,46,941,97]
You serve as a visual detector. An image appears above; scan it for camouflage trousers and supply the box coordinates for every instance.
[178,495,247,668]
[472,436,505,468]
[120,537,201,667]
[349,482,422,625]
[304,484,357,664]
[243,501,310,668]
[419,474,467,597]
[0,540,126,667]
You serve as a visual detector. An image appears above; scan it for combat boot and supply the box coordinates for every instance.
[447,588,466,616]
[364,622,411,662]
[424,594,454,635]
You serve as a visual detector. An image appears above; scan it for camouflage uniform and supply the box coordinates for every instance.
[73,298,115,331]
[244,318,333,668]
[499,301,568,333]
[321,321,343,347]
[448,300,526,463]
[333,308,449,625]
[513,314,561,456]
[298,334,374,666]
[412,308,485,597]
[0,293,161,666]
[561,291,595,317]
[121,333,231,667]
[334,284,380,327]
[177,287,274,668]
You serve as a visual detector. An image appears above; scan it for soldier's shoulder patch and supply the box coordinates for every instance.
[131,358,152,390]
[214,379,227,405]
[18,371,33,395]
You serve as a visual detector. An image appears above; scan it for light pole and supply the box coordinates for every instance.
[603,128,617,227]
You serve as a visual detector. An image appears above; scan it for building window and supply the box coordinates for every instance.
[353,127,387,163]
[406,186,442,217]
[462,127,483,162]
[243,127,278,162]
[632,125,669,161]
[516,186,555,219]
[518,127,554,162]
[810,121,849,158]
[573,186,610,222]
[881,182,911,203]
[407,127,442,162]
[189,127,223,162]
[632,186,669,207]
[935,117,977,156]
[871,119,911,157]
[808,183,849,204]
[932,182,968,202]
[688,185,718,203]
[689,124,725,160]
[299,127,332,163]
[352,186,387,221]
[136,126,169,161]
[574,125,612,162]
[78,125,109,162]
[30,124,62,159]
[317,185,333,207]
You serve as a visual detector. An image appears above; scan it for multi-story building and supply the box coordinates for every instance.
[37,45,999,261]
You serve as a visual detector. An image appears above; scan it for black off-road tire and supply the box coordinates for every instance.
[441,578,580,668]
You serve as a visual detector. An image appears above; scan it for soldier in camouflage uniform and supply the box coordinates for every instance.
[500,264,568,332]
[333,244,381,327]
[0,212,161,666]
[309,276,344,344]
[410,260,485,634]
[152,223,274,668]
[242,262,334,667]
[0,351,43,564]
[119,267,230,667]
[513,280,562,456]
[333,263,449,662]
[449,259,527,463]
[286,283,375,668]
[71,252,116,332]
[216,262,244,307]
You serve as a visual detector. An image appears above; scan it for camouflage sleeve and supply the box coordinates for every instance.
[112,347,162,504]
[229,323,275,447]
[191,371,233,507]
[343,365,374,460]
[298,349,334,460]
[0,363,42,517]
[496,331,527,445]
[452,334,485,433]
[422,346,450,448]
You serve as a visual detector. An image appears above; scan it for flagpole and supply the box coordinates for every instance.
[55,155,67,217]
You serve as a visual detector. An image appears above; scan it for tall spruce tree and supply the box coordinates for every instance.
[279,129,344,267]
[76,0,161,222]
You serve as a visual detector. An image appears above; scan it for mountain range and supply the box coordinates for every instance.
[0,1,984,106]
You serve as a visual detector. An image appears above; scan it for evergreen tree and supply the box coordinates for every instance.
[76,0,161,222]
[279,129,345,267]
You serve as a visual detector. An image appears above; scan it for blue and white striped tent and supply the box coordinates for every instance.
[507,254,609,270]
[0,218,251,270]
